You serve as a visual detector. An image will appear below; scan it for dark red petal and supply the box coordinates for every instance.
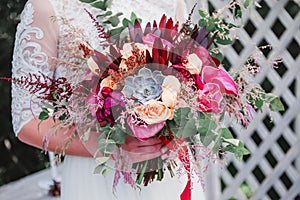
[159,14,167,29]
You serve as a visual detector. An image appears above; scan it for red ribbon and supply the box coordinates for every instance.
[160,136,191,200]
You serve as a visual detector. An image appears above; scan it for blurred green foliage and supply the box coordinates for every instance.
[0,0,48,186]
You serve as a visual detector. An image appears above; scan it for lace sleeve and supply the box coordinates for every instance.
[11,0,59,136]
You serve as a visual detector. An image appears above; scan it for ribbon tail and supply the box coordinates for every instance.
[180,178,191,200]
[160,136,192,200]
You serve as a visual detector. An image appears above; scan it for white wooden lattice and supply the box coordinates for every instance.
[204,0,300,199]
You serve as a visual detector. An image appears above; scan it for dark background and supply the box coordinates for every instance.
[0,0,48,186]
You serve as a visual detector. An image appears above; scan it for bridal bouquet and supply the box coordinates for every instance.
[4,1,284,199]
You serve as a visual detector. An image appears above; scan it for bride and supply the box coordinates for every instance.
[11,0,206,199]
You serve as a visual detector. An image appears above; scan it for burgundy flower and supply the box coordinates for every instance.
[86,86,125,125]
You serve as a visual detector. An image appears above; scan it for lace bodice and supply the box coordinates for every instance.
[11,0,198,135]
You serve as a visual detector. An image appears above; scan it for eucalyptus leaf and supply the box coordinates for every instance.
[95,156,110,165]
[98,138,117,156]
[102,168,110,176]
[244,0,250,8]
[174,107,191,125]
[173,108,198,138]
[91,1,108,10]
[104,15,120,27]
[93,164,105,174]
[220,128,233,139]
[109,124,127,144]
[39,111,49,120]
[269,96,284,112]
[109,27,125,36]
[198,118,218,146]
[212,136,222,153]
[198,10,208,18]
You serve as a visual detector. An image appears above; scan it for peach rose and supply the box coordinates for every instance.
[161,76,181,108]
[184,53,203,75]
[100,76,116,90]
[135,100,174,124]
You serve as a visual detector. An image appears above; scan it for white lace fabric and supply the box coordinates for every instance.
[11,0,58,135]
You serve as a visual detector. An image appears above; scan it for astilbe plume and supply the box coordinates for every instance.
[84,8,111,42]
[4,72,73,102]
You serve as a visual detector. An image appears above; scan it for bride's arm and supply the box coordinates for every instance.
[11,0,91,157]
[12,0,167,160]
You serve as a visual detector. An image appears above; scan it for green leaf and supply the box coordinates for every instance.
[237,9,243,18]
[216,36,233,45]
[95,156,110,165]
[211,52,223,63]
[197,118,218,146]
[122,18,131,27]
[104,15,121,27]
[102,168,110,176]
[220,128,233,139]
[41,107,49,113]
[244,0,250,8]
[207,24,216,32]
[129,12,142,23]
[39,111,49,120]
[91,1,108,10]
[222,141,250,161]
[198,10,208,18]
[269,96,284,112]
[98,138,116,156]
[240,182,253,198]
[109,27,125,36]
[198,19,207,28]
[97,11,112,17]
[174,107,191,125]
[180,117,198,138]
[255,99,264,110]
[109,124,127,144]
[212,136,222,153]
[93,164,105,174]
[58,113,68,121]
[173,108,198,138]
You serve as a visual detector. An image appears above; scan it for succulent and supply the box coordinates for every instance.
[122,67,165,103]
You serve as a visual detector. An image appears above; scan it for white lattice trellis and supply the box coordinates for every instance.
[203,0,300,199]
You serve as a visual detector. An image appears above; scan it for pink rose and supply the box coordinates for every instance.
[197,83,223,114]
[127,116,165,140]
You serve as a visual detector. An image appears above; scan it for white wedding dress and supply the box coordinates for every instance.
[11,0,205,199]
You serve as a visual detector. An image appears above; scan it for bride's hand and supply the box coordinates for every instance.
[120,135,169,163]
